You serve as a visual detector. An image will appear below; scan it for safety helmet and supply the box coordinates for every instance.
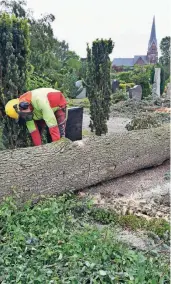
[5,99,19,120]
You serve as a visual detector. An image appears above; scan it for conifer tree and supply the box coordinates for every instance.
[0,13,30,148]
[86,39,114,135]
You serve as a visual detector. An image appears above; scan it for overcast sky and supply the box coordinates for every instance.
[27,0,170,59]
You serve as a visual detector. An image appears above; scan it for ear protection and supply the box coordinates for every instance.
[13,102,33,122]
[13,102,30,113]
[19,102,30,110]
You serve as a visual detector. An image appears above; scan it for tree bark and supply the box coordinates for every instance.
[0,125,170,203]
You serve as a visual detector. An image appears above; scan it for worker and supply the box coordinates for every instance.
[5,88,68,146]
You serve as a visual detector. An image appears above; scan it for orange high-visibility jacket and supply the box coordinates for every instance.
[19,88,67,146]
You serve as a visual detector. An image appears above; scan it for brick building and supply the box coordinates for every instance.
[112,16,158,71]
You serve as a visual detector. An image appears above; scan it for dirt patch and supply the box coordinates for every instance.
[114,227,170,253]
[81,160,170,221]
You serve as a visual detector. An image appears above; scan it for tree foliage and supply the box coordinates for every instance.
[132,66,152,98]
[61,70,78,98]
[0,0,83,150]
[86,39,114,136]
[0,13,31,149]
[114,65,153,98]
[159,36,170,81]
[0,0,28,18]
[159,36,170,67]
[0,0,82,93]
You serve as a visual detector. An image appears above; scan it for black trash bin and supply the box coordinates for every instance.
[65,107,83,141]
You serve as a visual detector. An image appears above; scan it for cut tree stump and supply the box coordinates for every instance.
[0,125,170,203]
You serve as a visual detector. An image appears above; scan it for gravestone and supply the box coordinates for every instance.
[112,80,119,93]
[65,107,83,141]
[76,87,86,99]
[152,68,161,99]
[75,79,87,98]
[75,80,82,88]
[129,85,142,101]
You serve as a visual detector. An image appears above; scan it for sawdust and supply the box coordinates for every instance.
[81,160,170,221]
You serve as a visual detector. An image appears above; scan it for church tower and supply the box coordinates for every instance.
[147,16,158,64]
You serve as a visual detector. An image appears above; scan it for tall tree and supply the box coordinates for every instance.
[159,36,170,80]
[86,39,114,135]
[29,13,56,74]
[0,0,81,86]
[159,36,170,66]
[0,0,82,105]
[0,13,31,149]
[0,0,28,18]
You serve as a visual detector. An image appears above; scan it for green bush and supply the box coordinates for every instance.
[79,98,90,108]
[110,73,116,80]
[67,98,90,108]
[117,66,152,99]
[126,83,135,88]
[116,71,132,83]
[119,83,126,90]
[119,80,126,84]
[62,71,78,98]
[131,66,151,98]
[0,195,169,283]
[28,72,53,90]
[119,83,135,91]
[111,89,128,104]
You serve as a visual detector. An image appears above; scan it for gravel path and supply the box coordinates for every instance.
[83,113,130,133]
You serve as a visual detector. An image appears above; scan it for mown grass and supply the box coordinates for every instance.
[0,194,169,283]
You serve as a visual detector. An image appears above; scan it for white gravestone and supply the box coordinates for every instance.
[152,68,161,99]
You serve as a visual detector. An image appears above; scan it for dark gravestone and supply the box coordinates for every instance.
[112,80,119,93]
[129,85,142,101]
[65,107,83,141]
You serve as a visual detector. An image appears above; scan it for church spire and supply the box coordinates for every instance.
[147,16,158,64]
[148,16,157,48]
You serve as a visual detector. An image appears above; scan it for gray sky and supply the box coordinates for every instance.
[27,0,170,59]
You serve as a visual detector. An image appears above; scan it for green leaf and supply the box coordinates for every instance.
[99,270,107,276]
[58,253,63,260]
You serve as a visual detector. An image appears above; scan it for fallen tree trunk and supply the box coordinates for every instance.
[0,125,170,203]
